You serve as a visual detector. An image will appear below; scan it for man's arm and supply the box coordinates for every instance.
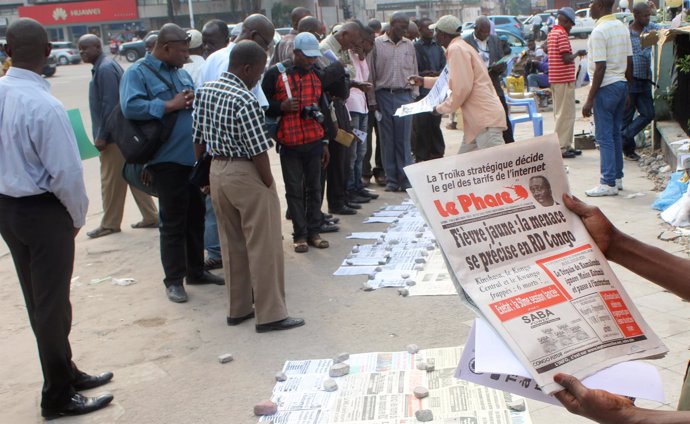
[367,45,377,108]
[625,55,633,82]
[261,66,284,117]
[554,373,690,424]
[434,45,473,115]
[119,66,188,120]
[238,101,275,187]
[582,61,605,117]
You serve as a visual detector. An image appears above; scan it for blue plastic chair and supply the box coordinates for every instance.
[506,93,543,137]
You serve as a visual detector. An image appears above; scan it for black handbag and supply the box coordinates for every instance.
[122,163,158,197]
[189,152,212,187]
[107,62,179,164]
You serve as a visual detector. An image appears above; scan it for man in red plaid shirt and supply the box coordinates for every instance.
[263,32,330,253]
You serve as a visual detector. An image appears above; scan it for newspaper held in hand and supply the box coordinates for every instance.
[394,66,449,117]
[404,135,668,395]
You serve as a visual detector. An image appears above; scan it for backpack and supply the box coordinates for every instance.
[106,61,179,164]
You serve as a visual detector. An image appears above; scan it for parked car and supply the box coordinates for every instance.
[51,41,81,65]
[276,27,292,37]
[461,17,523,39]
[571,8,595,39]
[119,31,159,63]
[488,15,524,38]
[43,53,57,77]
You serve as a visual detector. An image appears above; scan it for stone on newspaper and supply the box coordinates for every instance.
[413,386,429,399]
[405,279,416,286]
[334,352,350,363]
[398,288,409,297]
[416,361,428,371]
[275,371,287,382]
[425,362,435,372]
[254,400,278,416]
[415,409,434,422]
[329,363,350,377]
[218,353,234,364]
[362,282,374,292]
[323,379,338,392]
[406,344,419,354]
[507,399,526,412]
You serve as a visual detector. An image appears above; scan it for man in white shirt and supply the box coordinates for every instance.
[0,18,114,419]
[583,0,633,197]
[183,29,205,85]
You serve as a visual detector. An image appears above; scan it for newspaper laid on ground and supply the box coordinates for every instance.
[403,136,668,394]
[394,66,449,117]
[258,346,532,424]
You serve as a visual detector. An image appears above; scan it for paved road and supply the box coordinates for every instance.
[0,53,687,423]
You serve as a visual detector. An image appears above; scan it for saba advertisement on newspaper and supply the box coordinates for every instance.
[404,136,668,395]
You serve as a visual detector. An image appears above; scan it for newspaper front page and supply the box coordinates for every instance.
[404,136,668,394]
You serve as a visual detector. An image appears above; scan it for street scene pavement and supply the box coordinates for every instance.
[1,47,689,423]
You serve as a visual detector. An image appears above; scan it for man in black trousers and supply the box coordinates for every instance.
[0,18,114,420]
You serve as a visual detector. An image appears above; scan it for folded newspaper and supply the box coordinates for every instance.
[404,135,668,395]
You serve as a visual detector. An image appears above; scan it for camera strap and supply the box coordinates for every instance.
[276,62,293,100]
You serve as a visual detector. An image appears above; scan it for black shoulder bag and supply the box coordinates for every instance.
[106,62,180,164]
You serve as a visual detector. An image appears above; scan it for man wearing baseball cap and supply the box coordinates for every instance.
[410,15,506,153]
[547,7,587,159]
[262,32,330,253]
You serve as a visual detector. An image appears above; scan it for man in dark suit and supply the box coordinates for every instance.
[463,16,514,143]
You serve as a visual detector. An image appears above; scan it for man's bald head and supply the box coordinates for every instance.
[157,23,187,45]
[77,34,103,64]
[228,40,267,89]
[334,20,364,50]
[238,14,275,51]
[368,18,382,34]
[474,16,491,41]
[291,7,312,29]
[202,19,229,57]
[298,16,324,38]
[387,12,409,43]
[5,18,51,71]
[405,20,419,40]
[633,1,651,14]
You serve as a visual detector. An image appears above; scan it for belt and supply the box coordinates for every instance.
[213,156,251,161]
[377,87,411,94]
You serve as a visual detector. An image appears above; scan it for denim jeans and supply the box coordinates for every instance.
[348,112,368,192]
[594,81,628,186]
[621,78,654,156]
[375,89,413,189]
[204,195,221,261]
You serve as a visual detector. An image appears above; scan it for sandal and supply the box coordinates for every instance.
[294,240,309,253]
[307,236,329,249]
[131,221,158,229]
[86,227,121,239]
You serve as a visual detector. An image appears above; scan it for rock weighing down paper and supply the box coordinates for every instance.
[404,135,668,395]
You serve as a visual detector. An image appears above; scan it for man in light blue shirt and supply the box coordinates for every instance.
[120,23,224,303]
[0,18,114,420]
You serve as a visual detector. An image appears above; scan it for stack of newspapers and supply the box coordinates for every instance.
[404,135,668,403]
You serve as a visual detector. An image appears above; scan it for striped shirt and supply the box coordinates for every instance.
[588,15,633,87]
[547,25,575,84]
[193,72,273,158]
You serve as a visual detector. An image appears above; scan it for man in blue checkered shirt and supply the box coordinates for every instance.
[621,2,660,162]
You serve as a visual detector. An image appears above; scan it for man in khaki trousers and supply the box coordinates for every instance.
[78,34,157,239]
[546,8,587,159]
[193,40,304,333]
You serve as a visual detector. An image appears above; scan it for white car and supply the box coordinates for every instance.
[570,9,596,39]
[51,41,81,65]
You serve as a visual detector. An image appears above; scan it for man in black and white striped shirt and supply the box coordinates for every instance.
[193,40,305,333]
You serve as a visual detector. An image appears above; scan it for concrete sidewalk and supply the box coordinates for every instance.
[0,85,688,423]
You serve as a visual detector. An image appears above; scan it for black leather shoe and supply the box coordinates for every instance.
[323,213,337,222]
[345,202,362,209]
[358,189,379,199]
[166,285,188,303]
[348,194,370,204]
[329,206,357,215]
[561,150,577,159]
[256,317,305,333]
[568,148,582,156]
[73,371,113,391]
[187,270,224,285]
[227,311,255,326]
[42,393,114,420]
[319,223,339,233]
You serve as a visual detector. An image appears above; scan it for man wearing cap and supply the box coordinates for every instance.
[263,33,330,253]
[411,15,506,153]
[547,7,588,159]
[77,34,158,239]
[183,29,205,85]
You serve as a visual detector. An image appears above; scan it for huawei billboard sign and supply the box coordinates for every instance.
[19,0,139,25]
